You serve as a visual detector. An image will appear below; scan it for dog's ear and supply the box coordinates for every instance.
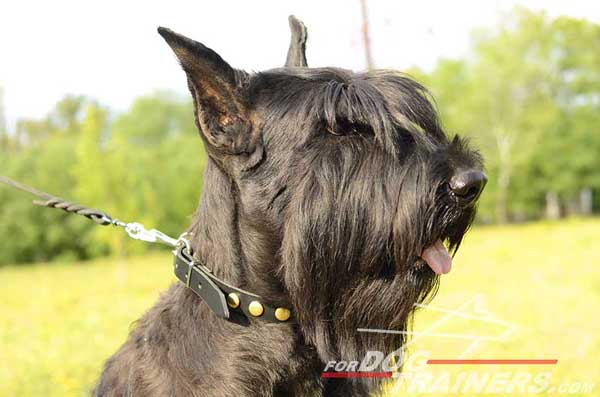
[285,15,308,67]
[158,27,261,169]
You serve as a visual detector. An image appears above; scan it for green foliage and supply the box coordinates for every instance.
[1,91,205,265]
[0,137,92,264]
[412,8,599,222]
[111,90,196,143]
[0,87,8,151]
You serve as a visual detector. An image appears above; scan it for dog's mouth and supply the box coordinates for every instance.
[420,239,452,275]
[418,199,476,275]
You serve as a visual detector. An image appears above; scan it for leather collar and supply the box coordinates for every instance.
[173,245,295,325]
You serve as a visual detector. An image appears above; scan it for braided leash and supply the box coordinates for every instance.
[32,197,118,226]
[0,175,117,226]
[0,175,181,246]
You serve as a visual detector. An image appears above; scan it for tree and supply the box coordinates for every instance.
[74,91,203,257]
[52,94,87,135]
[359,0,374,70]
[111,90,196,144]
[0,87,9,151]
[1,91,205,265]
[73,102,115,255]
[412,8,599,222]
[534,15,600,216]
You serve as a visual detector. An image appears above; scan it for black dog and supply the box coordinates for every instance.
[95,16,485,396]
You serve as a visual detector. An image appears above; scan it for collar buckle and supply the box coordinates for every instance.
[172,245,295,325]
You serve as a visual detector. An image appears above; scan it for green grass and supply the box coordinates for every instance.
[1,219,599,396]
[0,254,173,396]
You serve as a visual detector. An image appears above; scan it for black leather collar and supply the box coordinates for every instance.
[173,245,295,325]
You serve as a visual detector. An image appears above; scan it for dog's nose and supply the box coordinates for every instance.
[449,170,487,204]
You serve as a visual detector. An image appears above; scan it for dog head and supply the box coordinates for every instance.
[159,17,485,364]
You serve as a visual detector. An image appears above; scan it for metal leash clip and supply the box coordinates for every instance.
[124,222,180,247]
[174,232,193,256]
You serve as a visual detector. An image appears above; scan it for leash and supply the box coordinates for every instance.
[0,175,180,246]
[0,175,294,325]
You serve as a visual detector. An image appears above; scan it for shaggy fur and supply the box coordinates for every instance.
[94,19,484,397]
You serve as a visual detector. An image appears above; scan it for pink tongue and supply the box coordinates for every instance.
[421,239,452,275]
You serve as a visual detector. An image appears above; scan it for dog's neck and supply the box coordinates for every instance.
[189,159,243,282]
[189,158,287,304]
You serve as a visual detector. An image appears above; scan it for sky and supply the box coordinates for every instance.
[0,0,598,129]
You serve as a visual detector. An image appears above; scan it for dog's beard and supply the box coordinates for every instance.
[281,146,474,367]
[333,267,439,360]
[283,216,440,365]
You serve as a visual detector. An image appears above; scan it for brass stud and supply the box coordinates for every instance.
[248,301,264,317]
[226,293,240,309]
[274,307,291,322]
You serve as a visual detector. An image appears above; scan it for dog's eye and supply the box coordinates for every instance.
[322,118,373,137]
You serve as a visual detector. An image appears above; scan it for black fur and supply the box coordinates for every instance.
[94,22,484,397]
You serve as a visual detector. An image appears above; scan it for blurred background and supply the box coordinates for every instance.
[0,1,598,396]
